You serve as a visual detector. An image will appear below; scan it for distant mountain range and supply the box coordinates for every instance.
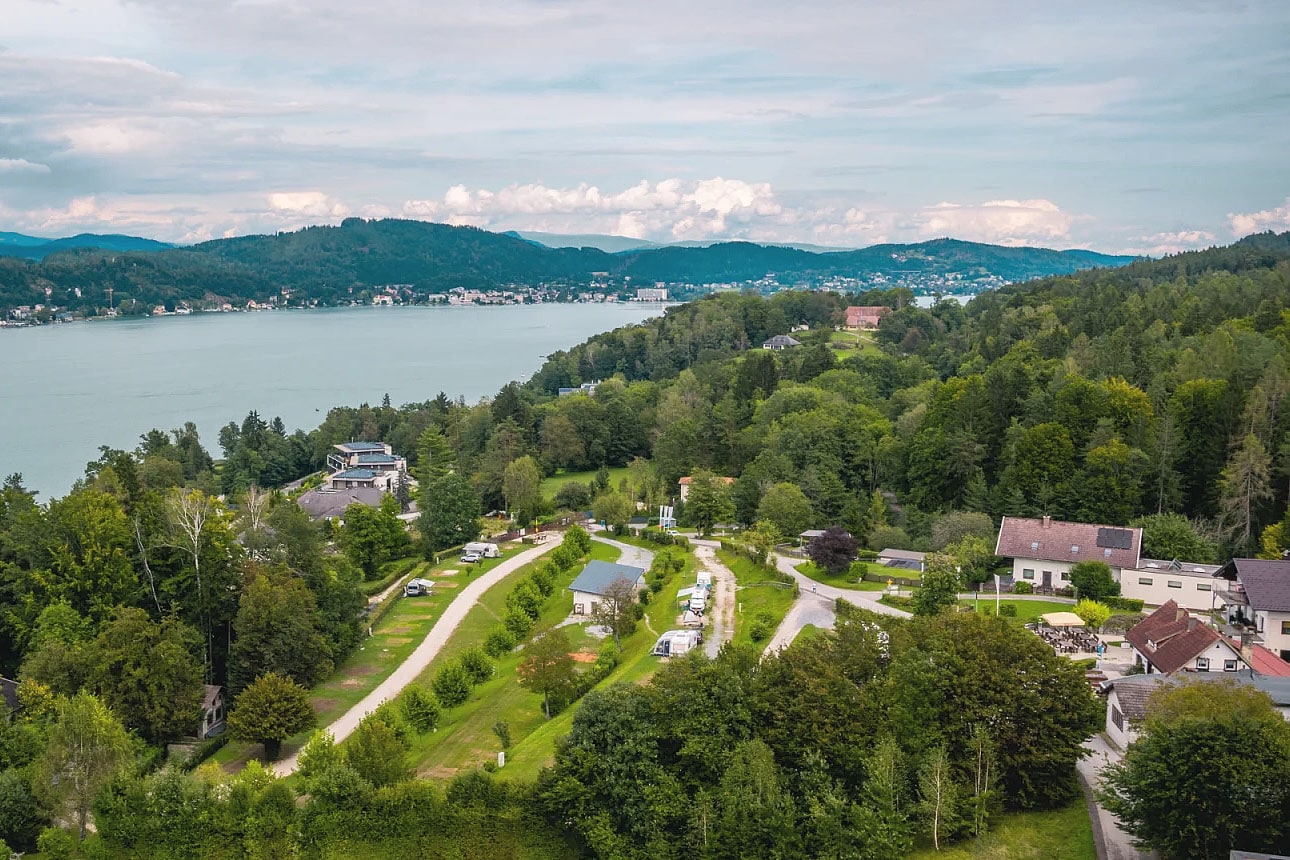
[504,229,859,254]
[0,218,1136,318]
[0,231,173,260]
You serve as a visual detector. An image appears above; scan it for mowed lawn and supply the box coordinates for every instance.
[908,798,1095,860]
[407,536,695,784]
[794,560,891,591]
[539,466,632,500]
[719,549,796,649]
[962,598,1079,625]
[214,549,520,770]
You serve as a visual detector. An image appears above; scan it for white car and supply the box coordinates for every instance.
[459,552,482,563]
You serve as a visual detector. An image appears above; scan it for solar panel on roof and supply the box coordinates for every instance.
[1097,528,1133,550]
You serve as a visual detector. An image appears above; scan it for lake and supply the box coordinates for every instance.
[0,303,668,498]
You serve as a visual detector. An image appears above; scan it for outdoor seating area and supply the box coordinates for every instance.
[1027,619,1101,654]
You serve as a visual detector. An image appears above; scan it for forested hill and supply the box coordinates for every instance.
[0,232,172,260]
[527,230,1290,561]
[0,217,1130,317]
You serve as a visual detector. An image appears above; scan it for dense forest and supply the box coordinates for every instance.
[1,231,1289,857]
[0,218,1129,318]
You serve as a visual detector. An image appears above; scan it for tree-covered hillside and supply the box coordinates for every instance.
[0,218,1130,318]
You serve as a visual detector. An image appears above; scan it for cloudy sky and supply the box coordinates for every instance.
[3,0,1289,253]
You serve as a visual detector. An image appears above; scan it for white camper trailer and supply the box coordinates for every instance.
[652,629,703,657]
[462,542,501,558]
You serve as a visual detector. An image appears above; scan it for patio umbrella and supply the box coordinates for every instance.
[1040,611,1086,627]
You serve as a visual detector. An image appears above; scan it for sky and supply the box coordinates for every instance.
[3,0,1289,254]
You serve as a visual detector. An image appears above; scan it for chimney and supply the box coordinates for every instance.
[1186,617,1198,632]
[1042,515,1051,528]
[1175,606,1187,623]
[1240,631,1255,666]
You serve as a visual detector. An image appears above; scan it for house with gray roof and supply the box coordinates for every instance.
[296,486,385,520]
[1101,672,1290,750]
[1216,558,1290,664]
[568,560,646,616]
[762,334,801,350]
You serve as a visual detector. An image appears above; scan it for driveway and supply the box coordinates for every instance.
[591,533,654,571]
[1077,734,1155,859]
[271,539,558,776]
[694,544,736,657]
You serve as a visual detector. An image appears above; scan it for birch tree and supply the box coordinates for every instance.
[36,691,132,841]
[918,743,961,851]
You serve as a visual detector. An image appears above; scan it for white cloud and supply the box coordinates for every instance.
[1228,198,1290,237]
[266,191,350,219]
[915,199,1078,246]
[0,158,50,174]
[1116,229,1215,256]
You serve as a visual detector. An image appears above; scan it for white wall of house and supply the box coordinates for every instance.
[1255,609,1290,659]
[571,589,600,616]
[1104,689,1139,751]
[1119,568,1218,610]
[1010,558,1076,590]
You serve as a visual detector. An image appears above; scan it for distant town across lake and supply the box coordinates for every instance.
[0,303,669,497]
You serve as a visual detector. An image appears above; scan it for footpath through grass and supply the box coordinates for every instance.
[907,798,1095,860]
[539,466,632,500]
[214,549,519,770]
[407,537,696,784]
[719,548,796,649]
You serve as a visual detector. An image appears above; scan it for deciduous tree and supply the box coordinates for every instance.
[806,526,859,576]
[590,576,640,648]
[226,672,316,760]
[36,691,133,841]
[517,628,576,719]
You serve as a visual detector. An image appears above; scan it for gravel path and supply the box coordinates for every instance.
[694,544,736,657]
[1077,735,1156,859]
[590,532,654,571]
[271,540,558,776]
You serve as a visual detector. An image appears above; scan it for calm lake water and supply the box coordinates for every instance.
[1,303,667,498]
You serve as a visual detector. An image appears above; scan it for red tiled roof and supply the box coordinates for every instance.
[1126,600,1225,675]
[1222,637,1290,677]
[845,306,890,326]
[995,516,1141,569]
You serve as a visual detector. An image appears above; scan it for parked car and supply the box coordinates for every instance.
[459,552,482,563]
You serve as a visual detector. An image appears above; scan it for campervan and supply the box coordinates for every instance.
[404,578,434,597]
[463,542,501,558]
[688,592,707,613]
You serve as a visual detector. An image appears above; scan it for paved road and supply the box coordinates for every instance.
[1077,735,1155,860]
[694,544,736,657]
[590,532,654,571]
[271,539,559,776]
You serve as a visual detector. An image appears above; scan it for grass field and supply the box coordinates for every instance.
[794,560,889,591]
[405,537,694,782]
[719,549,796,649]
[907,798,1095,859]
[962,599,1079,625]
[539,466,632,500]
[213,548,522,770]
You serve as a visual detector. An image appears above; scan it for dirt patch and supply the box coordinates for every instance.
[340,676,365,689]
[570,651,598,663]
[436,569,459,576]
[385,625,413,634]
[420,764,459,780]
[433,581,460,589]
[382,636,413,645]
[311,697,340,713]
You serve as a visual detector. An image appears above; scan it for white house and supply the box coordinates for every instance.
[1119,557,1222,610]
[200,685,226,739]
[1215,558,1290,664]
[567,560,646,616]
[1125,601,1247,676]
[678,475,734,503]
[1103,673,1290,750]
[994,516,1142,594]
[762,334,801,350]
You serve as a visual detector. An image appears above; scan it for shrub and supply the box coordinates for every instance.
[1104,596,1145,612]
[638,588,651,605]
[458,648,494,685]
[1012,581,1033,594]
[550,544,579,570]
[999,604,1018,618]
[400,685,442,734]
[492,720,511,749]
[649,578,664,594]
[503,607,534,640]
[483,625,516,657]
[37,827,75,860]
[506,579,544,620]
[432,663,472,708]
[748,620,772,642]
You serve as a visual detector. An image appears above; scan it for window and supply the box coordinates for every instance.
[1224,660,1238,672]
[1196,583,1211,592]
[1168,580,1182,589]
[1111,704,1124,731]
[1138,577,1153,586]
[1104,548,1113,557]
[1060,571,1070,582]
[1023,569,1035,580]
[1282,620,1290,636]
[1195,657,1209,671]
